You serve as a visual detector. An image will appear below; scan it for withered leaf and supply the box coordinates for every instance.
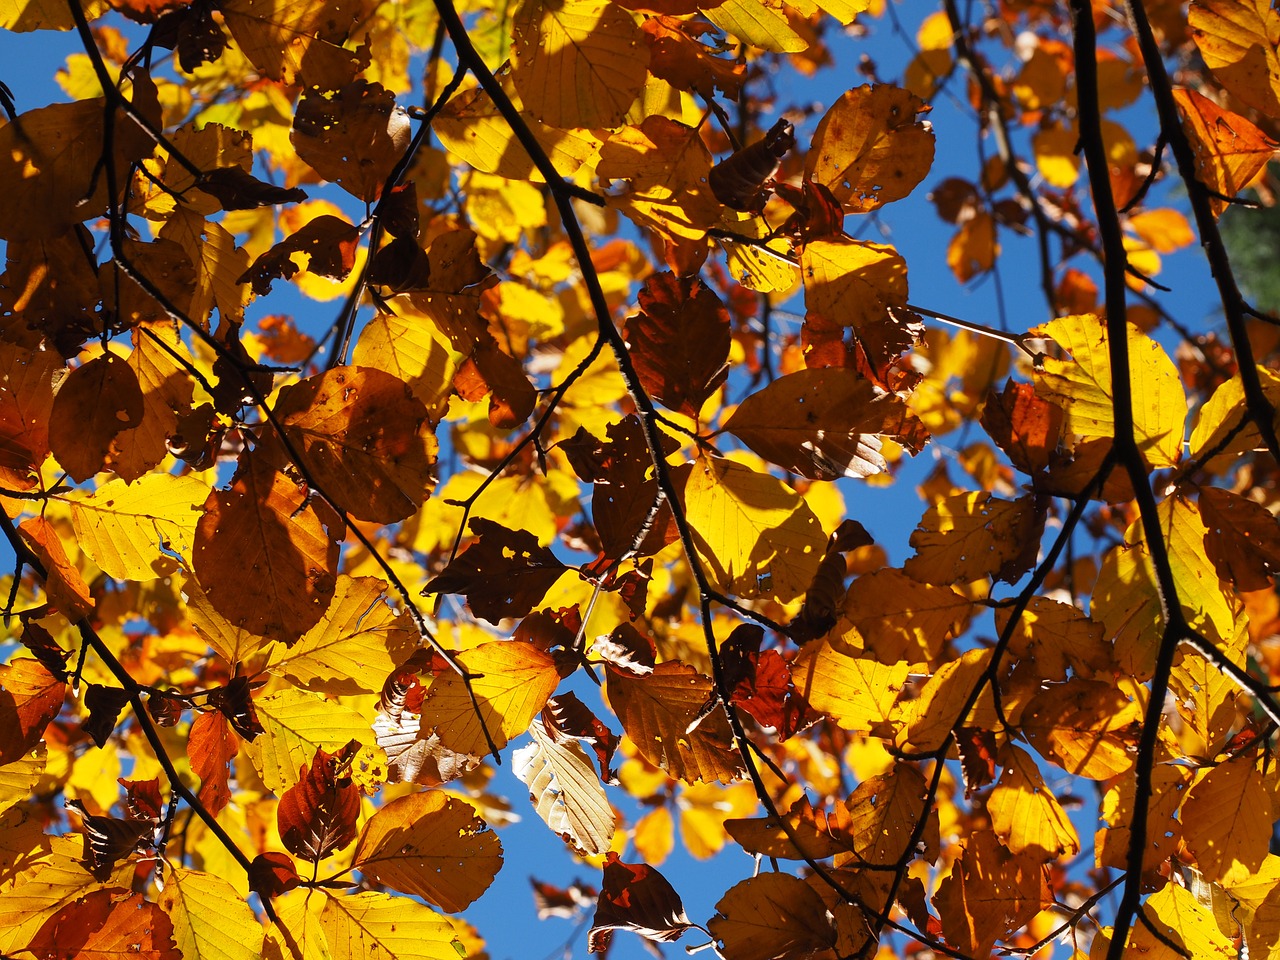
[588,853,695,953]
[248,852,300,901]
[709,873,838,960]
[625,272,731,419]
[82,684,131,748]
[195,166,308,210]
[425,518,567,623]
[48,352,145,482]
[606,660,745,784]
[725,367,928,480]
[292,80,410,202]
[267,366,438,524]
[238,215,361,296]
[67,800,155,880]
[191,455,340,645]
[277,744,361,864]
[980,379,1064,478]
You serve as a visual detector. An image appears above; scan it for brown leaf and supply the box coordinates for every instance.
[291,80,410,202]
[238,215,361,296]
[588,853,695,953]
[1199,486,1280,591]
[248,852,300,901]
[425,518,567,623]
[725,367,928,480]
[352,791,503,912]
[67,800,155,880]
[606,660,745,784]
[373,668,483,786]
[932,832,1044,956]
[542,692,620,783]
[720,625,816,739]
[708,872,838,960]
[26,890,180,960]
[82,684,131,748]
[191,454,340,645]
[266,366,437,524]
[452,340,537,429]
[0,229,100,357]
[980,380,1064,478]
[195,166,308,210]
[0,657,66,765]
[277,743,361,864]
[48,352,145,482]
[187,711,238,817]
[0,340,63,487]
[206,675,263,741]
[625,272,730,418]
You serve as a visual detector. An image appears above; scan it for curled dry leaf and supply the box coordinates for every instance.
[588,853,696,953]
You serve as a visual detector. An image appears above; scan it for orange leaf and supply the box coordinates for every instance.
[48,352,144,483]
[276,743,362,864]
[0,658,65,765]
[1173,87,1277,215]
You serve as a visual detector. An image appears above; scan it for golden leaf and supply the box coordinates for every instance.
[157,868,263,960]
[987,744,1079,861]
[1182,756,1272,883]
[1190,0,1280,118]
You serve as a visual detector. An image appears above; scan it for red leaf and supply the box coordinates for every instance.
[248,852,300,901]
[188,710,238,817]
[26,890,179,960]
[277,743,362,863]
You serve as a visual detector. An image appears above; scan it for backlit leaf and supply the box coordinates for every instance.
[805,84,935,213]
[904,492,1040,585]
[511,0,649,129]
[1173,87,1278,216]
[681,455,826,602]
[242,688,373,794]
[588,853,695,953]
[157,868,263,960]
[1182,755,1271,883]
[792,639,908,733]
[418,640,560,755]
[1190,0,1280,118]
[987,744,1079,861]
[48,352,144,482]
[709,873,837,960]
[352,790,502,912]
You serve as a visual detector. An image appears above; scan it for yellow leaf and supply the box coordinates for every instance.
[1190,0,1280,119]
[932,831,1042,957]
[633,805,674,866]
[1182,756,1272,883]
[419,641,560,755]
[988,744,1079,861]
[681,455,826,602]
[1022,680,1139,779]
[702,0,809,53]
[65,474,207,582]
[0,0,108,30]
[514,718,617,857]
[995,596,1112,681]
[1189,366,1280,465]
[1033,313,1186,469]
[832,568,971,665]
[903,492,1038,585]
[0,836,123,953]
[353,309,463,423]
[181,571,269,667]
[1031,122,1081,188]
[266,576,418,695]
[511,0,649,128]
[792,639,909,733]
[0,745,45,816]
[275,888,464,960]
[718,232,801,294]
[805,84,935,213]
[678,782,757,860]
[1125,882,1235,958]
[159,208,251,330]
[157,868,263,960]
[1128,208,1195,254]
[352,791,502,912]
[1095,765,1191,873]
[435,76,602,182]
[243,688,374,793]
[891,648,995,753]
[801,238,908,332]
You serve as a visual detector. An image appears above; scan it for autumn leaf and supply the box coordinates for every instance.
[1189,0,1280,118]
[425,518,568,623]
[241,688,373,794]
[191,456,339,645]
[805,84,935,213]
[276,744,361,864]
[511,0,649,129]
[680,454,826,602]
[157,868,264,960]
[266,365,438,524]
[709,873,837,960]
[606,660,745,784]
[724,368,928,480]
[48,351,144,482]
[291,80,409,202]
[588,853,696,953]
[0,658,66,766]
[904,492,1042,585]
[352,790,502,912]
[1173,87,1278,215]
[987,744,1079,861]
[417,640,561,755]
